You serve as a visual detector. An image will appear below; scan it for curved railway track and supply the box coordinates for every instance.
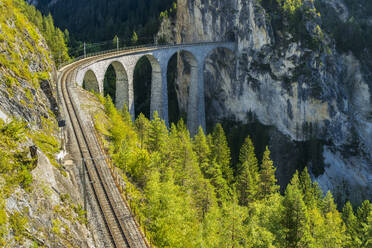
[58,52,149,248]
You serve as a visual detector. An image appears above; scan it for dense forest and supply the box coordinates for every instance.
[95,95,372,248]
[14,0,70,66]
[32,0,175,56]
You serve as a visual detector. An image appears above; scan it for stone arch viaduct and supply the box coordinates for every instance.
[75,42,236,135]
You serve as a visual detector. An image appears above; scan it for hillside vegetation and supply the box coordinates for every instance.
[33,0,175,56]
[0,0,89,246]
[96,96,372,248]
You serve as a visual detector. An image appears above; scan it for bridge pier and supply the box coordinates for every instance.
[161,63,169,126]
[149,58,165,123]
[125,67,135,120]
[74,42,236,135]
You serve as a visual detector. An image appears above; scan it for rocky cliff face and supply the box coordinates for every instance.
[0,1,97,246]
[160,0,372,205]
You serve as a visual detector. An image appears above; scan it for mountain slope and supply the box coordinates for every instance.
[160,0,372,205]
[0,0,98,246]
[30,0,175,45]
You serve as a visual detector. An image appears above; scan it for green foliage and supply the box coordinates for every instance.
[30,128,60,169]
[0,0,50,88]
[159,2,177,20]
[259,146,279,198]
[113,35,119,48]
[0,196,8,246]
[0,120,37,193]
[96,96,369,248]
[236,136,259,205]
[281,171,311,248]
[9,211,28,242]
[277,0,303,15]
[33,0,175,51]
[210,124,233,183]
[131,31,138,45]
[14,0,70,66]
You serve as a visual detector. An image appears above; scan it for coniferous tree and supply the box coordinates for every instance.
[357,200,372,224]
[220,192,246,247]
[320,191,346,247]
[207,160,231,204]
[342,201,360,247]
[236,136,259,205]
[362,210,372,248]
[357,200,372,247]
[322,191,338,214]
[259,146,279,199]
[299,167,324,209]
[113,35,119,48]
[281,171,311,248]
[131,31,138,45]
[135,113,150,149]
[193,127,211,177]
[210,124,233,183]
[147,112,168,153]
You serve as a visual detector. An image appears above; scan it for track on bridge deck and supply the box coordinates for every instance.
[58,49,152,248]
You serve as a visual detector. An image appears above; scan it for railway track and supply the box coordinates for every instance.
[58,51,149,248]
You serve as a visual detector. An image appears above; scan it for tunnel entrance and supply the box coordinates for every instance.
[134,56,152,119]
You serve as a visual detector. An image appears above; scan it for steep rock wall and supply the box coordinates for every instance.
[165,0,372,205]
[0,1,99,246]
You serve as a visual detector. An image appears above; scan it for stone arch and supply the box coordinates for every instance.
[167,50,198,128]
[133,54,163,119]
[83,70,99,93]
[103,61,129,109]
[203,47,236,131]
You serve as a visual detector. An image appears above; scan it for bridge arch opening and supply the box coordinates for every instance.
[134,55,162,119]
[167,50,198,126]
[103,61,128,109]
[203,47,236,132]
[83,70,99,93]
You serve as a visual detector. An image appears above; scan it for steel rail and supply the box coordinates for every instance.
[59,56,147,247]
[57,42,232,247]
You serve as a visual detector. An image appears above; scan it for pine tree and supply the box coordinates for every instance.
[322,191,338,214]
[146,112,168,153]
[357,200,372,247]
[342,201,360,248]
[281,171,311,248]
[236,162,257,206]
[300,167,314,207]
[357,200,372,224]
[113,35,119,48]
[319,191,346,247]
[120,104,132,124]
[236,136,259,205]
[206,160,231,204]
[259,146,279,198]
[104,95,116,115]
[131,31,138,45]
[362,210,372,248]
[219,192,246,247]
[299,167,324,209]
[135,113,150,149]
[210,124,233,183]
[193,127,211,177]
[143,168,200,247]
